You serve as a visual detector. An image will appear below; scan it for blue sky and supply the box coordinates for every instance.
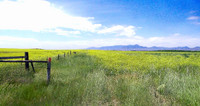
[0,0,200,49]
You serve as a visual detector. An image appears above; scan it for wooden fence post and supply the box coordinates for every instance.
[70,51,71,55]
[58,54,60,60]
[25,52,29,70]
[64,53,65,57]
[47,58,51,84]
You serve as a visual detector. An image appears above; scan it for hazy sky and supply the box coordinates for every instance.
[0,0,200,49]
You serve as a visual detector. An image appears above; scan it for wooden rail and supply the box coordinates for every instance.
[0,60,47,63]
[0,50,76,84]
[0,56,25,59]
[0,52,51,84]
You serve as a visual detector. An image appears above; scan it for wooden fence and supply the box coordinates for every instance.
[0,52,51,84]
[0,51,76,84]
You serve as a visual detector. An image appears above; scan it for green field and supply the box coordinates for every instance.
[1,48,200,105]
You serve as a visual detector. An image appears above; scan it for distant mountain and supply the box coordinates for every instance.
[87,44,200,51]
[88,44,146,50]
[191,47,200,51]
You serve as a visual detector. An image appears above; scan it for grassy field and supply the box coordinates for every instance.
[1,49,200,105]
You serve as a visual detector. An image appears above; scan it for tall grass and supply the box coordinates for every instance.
[86,50,200,105]
[1,49,200,105]
[0,53,112,105]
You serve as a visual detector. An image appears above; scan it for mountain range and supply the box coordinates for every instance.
[88,44,200,51]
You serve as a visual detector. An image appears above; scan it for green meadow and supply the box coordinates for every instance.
[1,48,200,105]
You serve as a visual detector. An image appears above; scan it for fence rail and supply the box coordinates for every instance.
[0,60,47,63]
[0,52,51,84]
[0,50,76,84]
[0,56,25,59]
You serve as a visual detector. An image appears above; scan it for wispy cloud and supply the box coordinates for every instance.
[0,36,40,48]
[98,25,136,37]
[88,35,200,48]
[193,22,200,25]
[187,15,200,25]
[172,33,181,36]
[47,29,81,37]
[187,16,200,20]
[189,10,197,14]
[1,34,200,49]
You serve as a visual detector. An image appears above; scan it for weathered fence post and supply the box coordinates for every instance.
[64,53,65,57]
[25,52,29,70]
[58,54,60,60]
[70,51,71,55]
[47,58,51,84]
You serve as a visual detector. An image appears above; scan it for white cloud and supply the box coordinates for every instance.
[172,33,181,36]
[189,11,197,14]
[194,22,200,25]
[47,29,81,37]
[0,36,38,42]
[1,35,200,49]
[0,0,101,32]
[98,25,136,37]
[187,16,200,20]
[0,36,41,48]
[0,36,84,49]
[145,35,200,47]
[0,0,139,38]
[55,29,80,35]
[187,16,200,25]
[79,35,200,48]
